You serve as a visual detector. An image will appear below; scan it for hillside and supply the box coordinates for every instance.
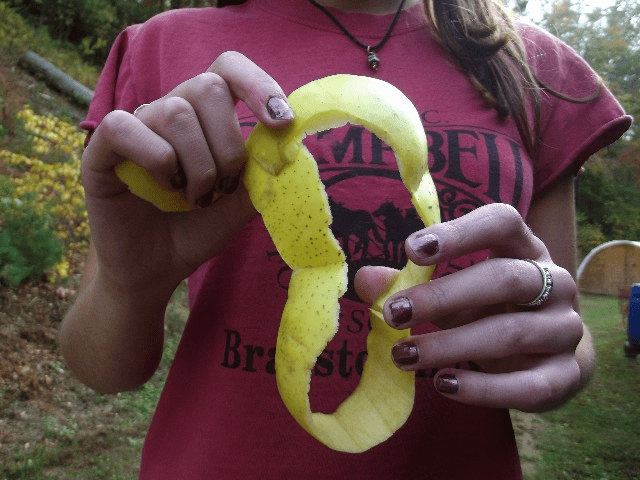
[0,6,180,477]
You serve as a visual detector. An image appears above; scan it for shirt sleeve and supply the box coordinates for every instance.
[80,25,142,141]
[519,22,633,196]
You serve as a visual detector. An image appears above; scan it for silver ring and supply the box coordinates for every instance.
[133,103,150,116]
[518,259,553,308]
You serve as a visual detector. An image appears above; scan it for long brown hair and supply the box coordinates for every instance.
[425,0,601,157]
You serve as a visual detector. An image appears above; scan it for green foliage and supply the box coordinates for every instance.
[532,1,640,255]
[539,0,640,144]
[0,177,63,287]
[576,157,640,256]
[0,2,100,88]
[576,211,605,259]
[1,0,221,67]
[2,0,163,66]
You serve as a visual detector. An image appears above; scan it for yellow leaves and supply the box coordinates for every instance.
[17,108,86,157]
[1,107,89,282]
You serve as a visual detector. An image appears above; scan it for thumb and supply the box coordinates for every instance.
[354,266,399,303]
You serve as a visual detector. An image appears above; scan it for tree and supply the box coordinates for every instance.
[526,1,640,253]
[537,0,640,144]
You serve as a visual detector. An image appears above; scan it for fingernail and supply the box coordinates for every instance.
[267,97,294,120]
[196,189,215,208]
[388,297,413,326]
[392,342,419,366]
[435,373,459,394]
[408,233,439,258]
[215,175,240,194]
[170,166,187,190]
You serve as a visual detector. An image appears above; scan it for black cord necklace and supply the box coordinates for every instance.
[308,0,407,71]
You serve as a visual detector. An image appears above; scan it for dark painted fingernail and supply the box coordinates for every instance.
[388,297,413,326]
[196,189,215,209]
[267,97,294,120]
[170,166,187,190]
[392,342,419,366]
[216,175,240,194]
[435,373,459,394]
[408,233,439,258]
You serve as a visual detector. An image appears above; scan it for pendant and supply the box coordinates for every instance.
[367,48,380,71]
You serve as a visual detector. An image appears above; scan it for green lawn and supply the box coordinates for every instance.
[528,294,640,480]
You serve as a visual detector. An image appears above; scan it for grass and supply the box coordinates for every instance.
[0,284,188,480]
[528,294,640,480]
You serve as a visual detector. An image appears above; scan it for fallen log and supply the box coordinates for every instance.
[18,50,94,108]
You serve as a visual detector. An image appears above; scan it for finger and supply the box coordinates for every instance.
[135,97,219,206]
[383,258,576,329]
[432,354,581,412]
[405,203,548,266]
[390,307,583,371]
[156,52,294,202]
[165,72,246,185]
[354,266,399,303]
[208,51,294,129]
[83,110,178,198]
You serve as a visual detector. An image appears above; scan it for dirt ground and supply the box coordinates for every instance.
[510,410,544,477]
[0,277,157,477]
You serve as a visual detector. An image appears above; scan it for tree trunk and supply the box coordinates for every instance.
[18,50,94,108]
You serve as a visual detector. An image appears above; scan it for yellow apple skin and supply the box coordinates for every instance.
[116,74,440,453]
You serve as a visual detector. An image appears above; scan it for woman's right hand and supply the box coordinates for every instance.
[60,52,293,393]
[81,51,294,296]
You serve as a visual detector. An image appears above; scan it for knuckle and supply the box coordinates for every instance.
[441,219,465,250]
[218,142,247,167]
[488,202,520,223]
[556,266,579,299]
[494,203,528,240]
[519,356,581,413]
[98,110,132,139]
[562,311,585,348]
[484,203,542,250]
[159,96,196,126]
[523,373,556,412]
[191,72,229,97]
[501,316,529,353]
[213,50,245,67]
[154,144,178,174]
[187,166,217,201]
[500,259,532,294]
[422,279,450,316]
[198,166,218,185]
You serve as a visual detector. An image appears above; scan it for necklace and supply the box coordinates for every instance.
[307,0,407,71]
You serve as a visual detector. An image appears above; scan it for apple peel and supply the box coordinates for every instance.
[114,74,440,453]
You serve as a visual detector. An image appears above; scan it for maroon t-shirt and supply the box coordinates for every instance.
[82,1,631,478]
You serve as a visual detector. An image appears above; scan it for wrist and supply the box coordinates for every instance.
[93,253,182,313]
[60,264,177,393]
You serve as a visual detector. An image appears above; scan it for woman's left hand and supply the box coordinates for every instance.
[355,203,586,413]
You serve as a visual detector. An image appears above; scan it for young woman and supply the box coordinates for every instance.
[60,0,631,477]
